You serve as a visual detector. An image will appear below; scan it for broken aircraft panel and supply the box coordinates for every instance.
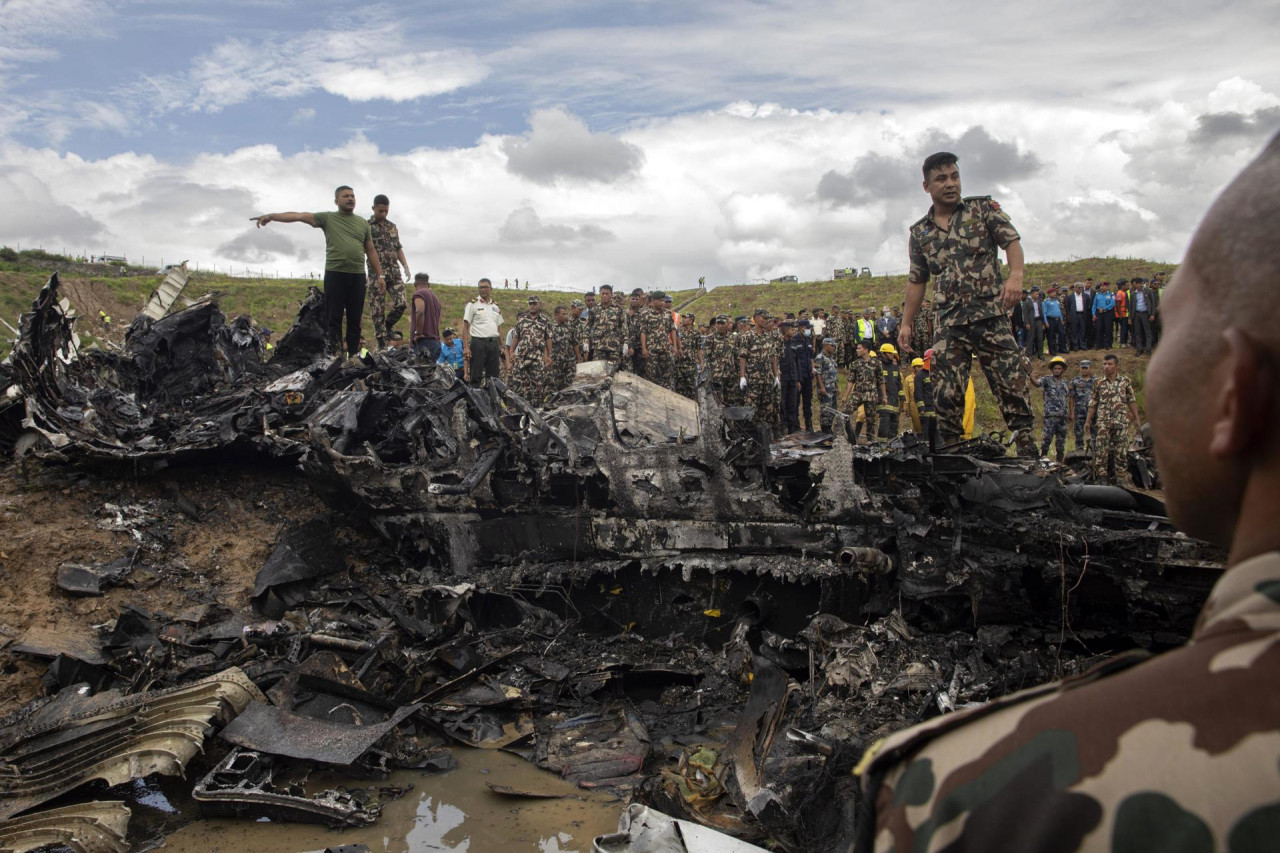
[0,801,132,853]
[0,668,264,820]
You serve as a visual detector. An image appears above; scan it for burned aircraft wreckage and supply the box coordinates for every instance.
[0,274,1223,851]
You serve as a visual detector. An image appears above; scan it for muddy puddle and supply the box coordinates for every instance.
[155,749,624,852]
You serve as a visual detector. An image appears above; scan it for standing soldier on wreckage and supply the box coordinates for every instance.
[366,194,410,349]
[897,152,1036,454]
[856,134,1280,853]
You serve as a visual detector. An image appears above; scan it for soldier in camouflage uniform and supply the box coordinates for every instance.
[674,313,700,399]
[550,305,579,390]
[639,291,677,388]
[737,309,780,436]
[509,295,553,404]
[569,299,587,361]
[1085,353,1141,484]
[842,342,880,443]
[813,337,839,433]
[857,140,1280,853]
[620,288,646,373]
[588,285,626,365]
[826,307,845,367]
[897,152,1035,454]
[704,315,738,405]
[1035,355,1070,461]
[366,195,409,348]
[1067,358,1098,450]
[911,301,934,354]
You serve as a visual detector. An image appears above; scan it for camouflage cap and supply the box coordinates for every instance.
[651,290,668,300]
[680,312,694,319]
[822,337,835,346]
[753,307,768,316]
[714,314,730,322]
[571,299,585,308]
[1080,359,1092,367]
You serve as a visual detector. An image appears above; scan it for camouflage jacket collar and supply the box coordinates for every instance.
[1193,551,1280,640]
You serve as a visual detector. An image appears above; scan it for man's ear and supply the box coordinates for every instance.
[1209,328,1274,458]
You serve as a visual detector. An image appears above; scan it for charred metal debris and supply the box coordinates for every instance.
[0,274,1223,851]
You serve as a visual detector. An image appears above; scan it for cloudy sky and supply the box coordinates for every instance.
[2,0,1277,289]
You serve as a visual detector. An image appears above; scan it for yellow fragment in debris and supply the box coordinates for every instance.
[703,609,721,618]
[853,737,887,777]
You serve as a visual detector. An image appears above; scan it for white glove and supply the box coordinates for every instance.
[582,341,590,353]
[622,343,630,357]
[774,376,781,389]
[739,376,748,391]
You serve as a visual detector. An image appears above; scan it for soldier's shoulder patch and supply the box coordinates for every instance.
[909,212,932,232]
[963,195,993,203]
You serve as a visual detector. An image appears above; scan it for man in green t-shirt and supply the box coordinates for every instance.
[256,185,384,358]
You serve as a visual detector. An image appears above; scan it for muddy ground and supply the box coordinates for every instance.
[0,460,347,716]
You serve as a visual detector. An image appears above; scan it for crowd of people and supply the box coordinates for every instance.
[254,166,1154,486]
[1015,275,1164,359]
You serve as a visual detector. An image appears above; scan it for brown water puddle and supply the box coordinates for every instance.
[158,749,624,852]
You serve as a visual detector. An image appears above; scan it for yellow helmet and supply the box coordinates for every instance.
[878,343,897,355]
[910,357,924,368]
[1049,356,1067,367]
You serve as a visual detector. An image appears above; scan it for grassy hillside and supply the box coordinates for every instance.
[0,256,690,357]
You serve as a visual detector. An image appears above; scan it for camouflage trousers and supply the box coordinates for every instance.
[818,393,836,432]
[674,358,698,399]
[1073,413,1098,450]
[842,398,876,443]
[933,316,1034,442]
[367,274,406,347]
[645,351,674,389]
[1092,423,1129,485]
[745,380,780,435]
[552,358,576,390]
[1041,415,1068,458]
[510,362,548,406]
[713,376,742,407]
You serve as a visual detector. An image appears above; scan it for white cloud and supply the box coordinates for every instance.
[0,82,1275,289]
[502,108,644,185]
[0,0,115,67]
[182,30,488,113]
[499,205,616,246]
